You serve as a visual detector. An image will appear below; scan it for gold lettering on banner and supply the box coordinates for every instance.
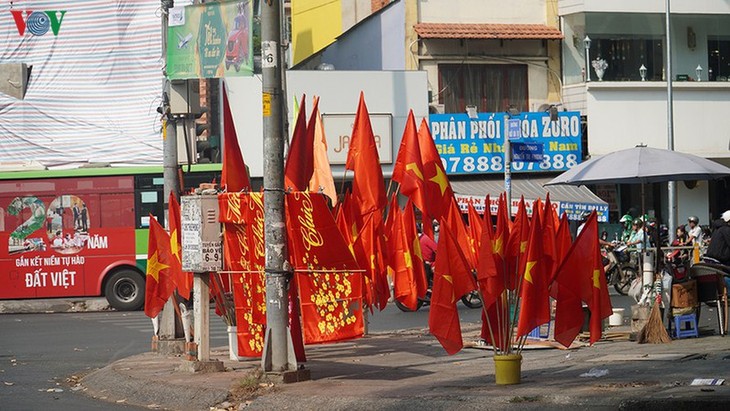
[297,194,324,251]
[225,194,244,223]
[249,193,265,261]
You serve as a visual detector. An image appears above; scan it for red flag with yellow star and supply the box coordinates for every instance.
[417,118,453,222]
[403,200,428,299]
[345,92,387,218]
[506,197,530,290]
[144,216,178,318]
[392,110,426,213]
[516,205,550,338]
[168,193,192,298]
[552,212,612,347]
[429,219,477,355]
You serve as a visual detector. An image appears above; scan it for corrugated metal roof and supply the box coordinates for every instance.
[451,176,607,206]
[414,23,563,40]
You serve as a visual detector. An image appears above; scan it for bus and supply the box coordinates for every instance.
[0,165,221,310]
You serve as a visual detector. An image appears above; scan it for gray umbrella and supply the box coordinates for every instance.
[546,145,730,186]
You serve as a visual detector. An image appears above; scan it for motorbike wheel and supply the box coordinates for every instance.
[460,291,483,309]
[394,299,424,312]
[614,266,638,295]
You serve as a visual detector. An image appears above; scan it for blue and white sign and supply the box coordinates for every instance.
[429,111,582,175]
[511,142,543,162]
[507,119,521,140]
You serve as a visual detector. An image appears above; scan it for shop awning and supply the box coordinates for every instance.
[414,23,564,40]
[450,176,609,222]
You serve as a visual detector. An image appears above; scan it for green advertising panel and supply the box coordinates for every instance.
[167,1,253,79]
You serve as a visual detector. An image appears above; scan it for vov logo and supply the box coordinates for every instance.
[11,10,67,36]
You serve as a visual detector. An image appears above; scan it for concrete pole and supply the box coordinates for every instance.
[666,0,677,242]
[160,0,180,341]
[261,0,293,373]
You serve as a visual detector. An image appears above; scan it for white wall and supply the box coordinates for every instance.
[226,71,428,178]
[586,82,730,158]
[560,0,730,15]
[419,0,547,24]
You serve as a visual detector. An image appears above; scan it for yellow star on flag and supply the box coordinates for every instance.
[405,163,424,180]
[147,251,169,282]
[170,228,181,262]
[404,251,413,269]
[413,237,423,261]
[492,236,503,256]
[429,166,449,196]
[592,269,601,288]
[524,261,536,284]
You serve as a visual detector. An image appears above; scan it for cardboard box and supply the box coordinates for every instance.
[671,280,698,308]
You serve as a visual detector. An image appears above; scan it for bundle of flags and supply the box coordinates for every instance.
[145,87,613,360]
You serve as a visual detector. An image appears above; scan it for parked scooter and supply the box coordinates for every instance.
[394,263,483,312]
[603,243,639,295]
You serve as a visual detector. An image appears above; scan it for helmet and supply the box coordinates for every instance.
[579,211,591,221]
[619,214,633,224]
[688,216,699,224]
[722,210,730,223]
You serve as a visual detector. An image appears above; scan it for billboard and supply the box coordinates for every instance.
[428,112,583,175]
[167,1,254,79]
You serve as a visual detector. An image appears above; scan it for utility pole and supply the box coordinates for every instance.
[261,0,296,373]
[159,0,180,342]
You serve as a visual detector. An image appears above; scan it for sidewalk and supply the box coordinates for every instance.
[79,323,730,411]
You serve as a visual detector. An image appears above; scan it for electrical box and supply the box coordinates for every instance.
[0,63,29,100]
[176,120,197,165]
[181,195,222,272]
[169,79,201,115]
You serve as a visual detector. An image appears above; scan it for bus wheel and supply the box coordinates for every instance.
[104,270,145,311]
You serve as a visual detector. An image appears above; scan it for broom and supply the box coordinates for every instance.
[637,292,671,344]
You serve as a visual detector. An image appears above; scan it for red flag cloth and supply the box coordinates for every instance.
[516,206,551,338]
[552,212,613,347]
[390,203,418,310]
[168,193,192,298]
[296,271,364,344]
[284,95,313,190]
[403,200,428,299]
[417,118,453,222]
[392,110,427,213]
[467,202,483,256]
[541,195,558,278]
[285,192,359,271]
[506,197,530,290]
[144,216,178,318]
[480,291,510,352]
[345,92,387,218]
[444,197,477,270]
[308,97,338,206]
[221,84,251,192]
[429,219,477,355]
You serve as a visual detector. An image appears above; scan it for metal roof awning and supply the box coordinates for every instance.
[414,23,564,40]
[451,176,609,222]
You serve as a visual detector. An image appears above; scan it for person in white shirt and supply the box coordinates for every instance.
[686,216,703,245]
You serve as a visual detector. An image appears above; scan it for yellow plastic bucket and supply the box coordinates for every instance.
[493,354,522,385]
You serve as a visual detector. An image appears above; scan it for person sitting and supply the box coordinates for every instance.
[619,213,634,243]
[626,219,646,253]
[687,215,704,246]
[704,210,730,268]
[668,224,690,264]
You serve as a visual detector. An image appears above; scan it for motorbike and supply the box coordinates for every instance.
[394,263,483,312]
[603,243,639,295]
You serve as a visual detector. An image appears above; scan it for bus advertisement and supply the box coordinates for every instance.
[0,166,220,310]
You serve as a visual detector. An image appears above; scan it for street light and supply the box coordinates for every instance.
[639,64,647,81]
[584,35,592,82]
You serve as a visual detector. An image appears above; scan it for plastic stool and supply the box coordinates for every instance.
[527,322,550,339]
[673,313,699,339]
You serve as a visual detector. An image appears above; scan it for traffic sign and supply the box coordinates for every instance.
[507,119,521,140]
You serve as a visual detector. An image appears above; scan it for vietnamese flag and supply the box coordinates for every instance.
[144,216,178,318]
[168,193,192,298]
[417,118,453,223]
[552,212,613,347]
[467,202,483,256]
[345,92,387,218]
[516,206,550,338]
[284,95,313,191]
[307,97,338,206]
[506,197,530,290]
[429,219,477,355]
[403,200,428,299]
[392,110,426,213]
[221,83,251,192]
[390,203,419,310]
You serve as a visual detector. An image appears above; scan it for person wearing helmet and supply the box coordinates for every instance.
[626,218,646,252]
[687,215,703,246]
[576,211,591,237]
[619,213,634,242]
[705,210,730,267]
